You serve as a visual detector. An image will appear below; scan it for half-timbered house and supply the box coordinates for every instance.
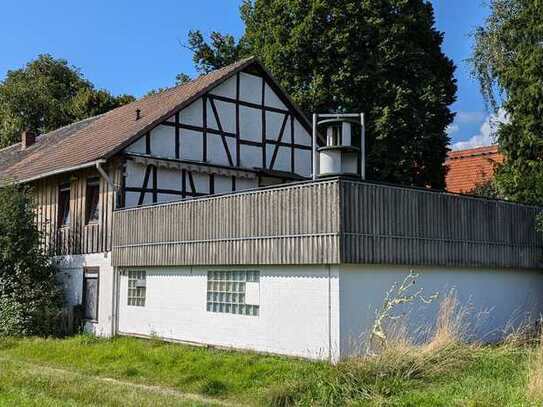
[1,57,543,361]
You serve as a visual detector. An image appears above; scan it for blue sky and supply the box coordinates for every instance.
[0,0,493,148]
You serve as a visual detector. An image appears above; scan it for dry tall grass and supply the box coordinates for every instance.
[380,292,474,374]
[527,332,543,402]
[330,293,477,404]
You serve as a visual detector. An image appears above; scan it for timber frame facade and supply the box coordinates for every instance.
[121,65,313,208]
[0,58,316,257]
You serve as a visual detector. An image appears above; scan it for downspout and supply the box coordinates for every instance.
[95,159,116,191]
[95,159,120,337]
[328,264,332,363]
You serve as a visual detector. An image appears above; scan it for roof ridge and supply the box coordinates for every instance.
[130,56,258,104]
[0,56,270,183]
[0,114,106,152]
[0,142,21,153]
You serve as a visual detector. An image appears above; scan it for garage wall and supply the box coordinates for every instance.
[339,264,543,358]
[117,265,340,360]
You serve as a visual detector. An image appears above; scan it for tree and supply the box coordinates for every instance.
[0,54,134,148]
[471,0,543,205]
[0,184,63,336]
[184,0,456,188]
[186,30,245,75]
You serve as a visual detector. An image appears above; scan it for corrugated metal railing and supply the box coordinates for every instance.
[112,180,341,266]
[112,178,543,269]
[340,181,543,268]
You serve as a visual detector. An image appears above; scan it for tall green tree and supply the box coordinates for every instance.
[471,0,543,205]
[185,0,456,188]
[0,54,134,148]
[0,184,63,337]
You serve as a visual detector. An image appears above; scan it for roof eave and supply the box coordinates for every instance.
[3,159,107,185]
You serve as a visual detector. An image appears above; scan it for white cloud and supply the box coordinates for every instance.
[456,111,485,125]
[446,124,459,135]
[451,108,509,151]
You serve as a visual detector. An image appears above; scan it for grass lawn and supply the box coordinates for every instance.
[0,335,539,406]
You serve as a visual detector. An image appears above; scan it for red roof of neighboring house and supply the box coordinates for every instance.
[445,145,503,194]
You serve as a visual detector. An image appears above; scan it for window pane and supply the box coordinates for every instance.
[206,271,259,316]
[83,275,98,320]
[58,184,71,226]
[86,178,100,224]
[127,270,146,307]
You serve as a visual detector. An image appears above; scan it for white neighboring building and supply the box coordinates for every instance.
[1,58,542,361]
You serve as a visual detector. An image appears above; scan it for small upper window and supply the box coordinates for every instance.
[86,177,100,224]
[58,184,71,227]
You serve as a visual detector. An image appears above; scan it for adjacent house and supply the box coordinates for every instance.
[445,145,503,194]
[1,58,542,362]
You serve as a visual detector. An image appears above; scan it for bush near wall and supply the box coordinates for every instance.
[0,183,63,337]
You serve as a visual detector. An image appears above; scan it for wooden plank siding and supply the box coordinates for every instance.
[111,178,543,269]
[31,161,121,256]
[112,180,342,266]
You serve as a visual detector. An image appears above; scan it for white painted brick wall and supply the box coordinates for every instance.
[117,265,340,360]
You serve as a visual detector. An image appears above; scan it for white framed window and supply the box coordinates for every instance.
[207,271,260,316]
[127,270,146,306]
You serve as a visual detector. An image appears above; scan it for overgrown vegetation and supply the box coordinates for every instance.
[1,330,540,406]
[0,184,63,337]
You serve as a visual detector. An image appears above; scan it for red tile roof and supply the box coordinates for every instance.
[445,145,503,193]
[0,57,261,183]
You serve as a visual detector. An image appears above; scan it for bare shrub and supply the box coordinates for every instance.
[504,316,542,348]
[367,271,438,355]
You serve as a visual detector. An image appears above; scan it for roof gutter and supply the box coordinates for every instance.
[13,160,107,185]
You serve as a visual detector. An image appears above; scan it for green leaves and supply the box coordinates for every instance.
[0,54,134,148]
[186,0,456,188]
[0,184,62,337]
[472,0,543,205]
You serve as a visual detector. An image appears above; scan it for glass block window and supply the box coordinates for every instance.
[207,271,259,316]
[127,270,146,306]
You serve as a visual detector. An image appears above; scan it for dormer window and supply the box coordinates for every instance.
[58,184,71,227]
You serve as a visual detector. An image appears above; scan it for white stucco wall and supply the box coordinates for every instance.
[123,159,258,207]
[57,256,543,361]
[55,252,115,337]
[339,264,543,358]
[117,265,340,360]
